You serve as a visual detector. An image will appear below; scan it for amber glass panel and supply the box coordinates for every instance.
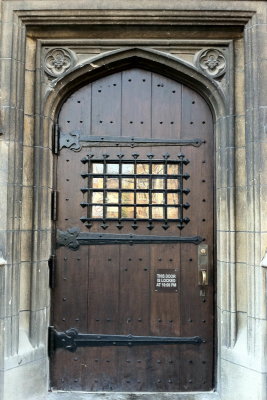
[152,164,164,175]
[122,178,134,189]
[121,206,134,218]
[152,179,164,189]
[92,178,104,189]
[167,179,179,189]
[92,192,103,204]
[167,164,179,175]
[136,207,149,219]
[121,192,134,204]
[136,178,149,189]
[152,193,164,204]
[167,193,179,204]
[106,192,119,203]
[136,192,149,204]
[92,205,103,218]
[136,164,149,174]
[106,207,118,218]
[107,164,119,174]
[122,164,134,174]
[152,207,164,219]
[167,207,179,219]
[106,178,119,189]
[92,163,104,174]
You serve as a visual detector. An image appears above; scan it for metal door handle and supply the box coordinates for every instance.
[200,269,208,286]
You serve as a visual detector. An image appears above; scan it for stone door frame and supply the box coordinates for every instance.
[1,3,266,400]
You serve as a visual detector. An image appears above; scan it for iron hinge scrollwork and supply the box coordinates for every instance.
[48,326,204,355]
[56,228,203,250]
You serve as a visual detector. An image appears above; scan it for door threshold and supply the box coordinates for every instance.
[47,391,220,400]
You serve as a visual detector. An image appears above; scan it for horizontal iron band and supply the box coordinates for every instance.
[56,228,203,250]
[79,135,204,147]
[82,158,189,164]
[80,203,190,208]
[49,327,204,354]
[81,188,190,194]
[81,173,190,179]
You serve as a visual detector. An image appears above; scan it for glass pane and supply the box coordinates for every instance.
[167,193,179,204]
[92,192,103,204]
[122,164,134,174]
[121,192,134,204]
[152,164,164,174]
[167,164,179,175]
[106,192,119,203]
[152,178,164,189]
[106,206,118,218]
[92,178,104,189]
[167,179,179,189]
[152,192,164,204]
[136,178,149,189]
[136,206,149,219]
[152,207,164,219]
[106,178,119,189]
[121,206,134,218]
[122,178,134,189]
[92,205,103,218]
[107,163,119,174]
[92,163,104,174]
[137,164,149,174]
[167,207,178,219]
[136,192,149,204]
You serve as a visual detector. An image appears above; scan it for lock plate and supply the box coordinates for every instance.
[198,244,208,287]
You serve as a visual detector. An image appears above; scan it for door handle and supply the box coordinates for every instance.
[200,269,208,286]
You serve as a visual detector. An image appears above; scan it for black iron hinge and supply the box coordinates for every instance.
[51,191,58,221]
[48,326,204,355]
[48,255,56,289]
[52,123,60,155]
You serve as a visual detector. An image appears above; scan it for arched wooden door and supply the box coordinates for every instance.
[49,68,214,392]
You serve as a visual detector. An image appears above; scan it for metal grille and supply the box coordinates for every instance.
[80,153,190,230]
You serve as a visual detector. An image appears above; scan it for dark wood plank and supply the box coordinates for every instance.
[91,72,122,136]
[121,69,152,138]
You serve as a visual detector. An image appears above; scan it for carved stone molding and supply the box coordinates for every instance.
[44,47,76,78]
[196,48,226,79]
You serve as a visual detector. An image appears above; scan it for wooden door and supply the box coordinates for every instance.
[50,68,214,392]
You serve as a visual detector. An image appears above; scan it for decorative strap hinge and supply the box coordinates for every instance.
[48,327,204,355]
[51,191,58,221]
[52,123,60,155]
[48,255,56,289]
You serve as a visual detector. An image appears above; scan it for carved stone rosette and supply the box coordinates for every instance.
[196,48,226,78]
[44,47,76,78]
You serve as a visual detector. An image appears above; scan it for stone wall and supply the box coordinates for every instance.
[0,1,266,400]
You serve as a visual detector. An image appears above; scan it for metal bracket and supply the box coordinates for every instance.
[51,191,58,221]
[48,326,204,355]
[48,255,56,289]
